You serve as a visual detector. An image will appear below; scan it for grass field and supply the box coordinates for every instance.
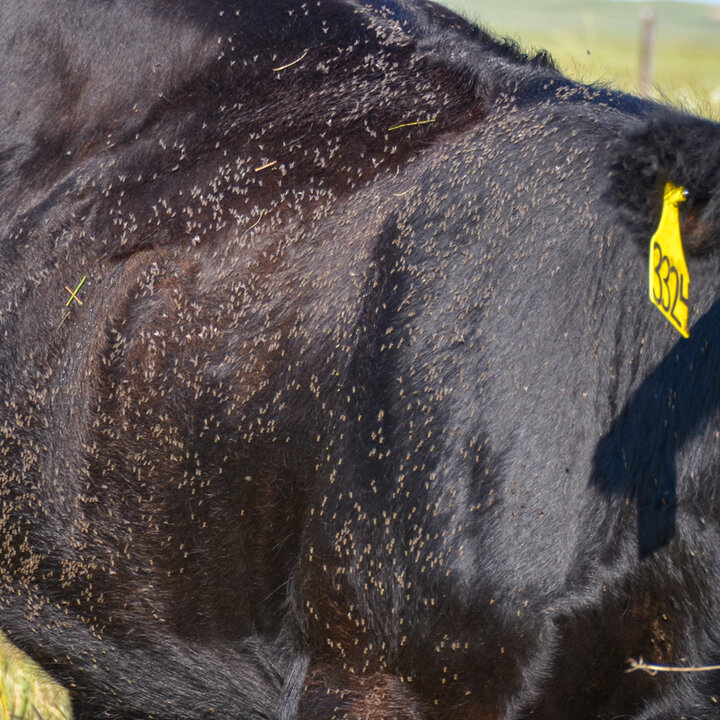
[0,635,71,720]
[443,0,720,117]
[1,1,719,718]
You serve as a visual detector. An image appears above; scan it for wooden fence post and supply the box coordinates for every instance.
[639,6,656,96]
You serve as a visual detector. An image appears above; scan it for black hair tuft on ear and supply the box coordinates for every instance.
[610,112,720,257]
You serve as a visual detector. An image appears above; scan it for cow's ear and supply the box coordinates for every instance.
[609,114,720,257]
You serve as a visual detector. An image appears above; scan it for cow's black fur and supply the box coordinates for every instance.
[2,0,720,718]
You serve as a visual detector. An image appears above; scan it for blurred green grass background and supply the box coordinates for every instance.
[1,1,718,717]
[0,637,71,720]
[444,0,720,117]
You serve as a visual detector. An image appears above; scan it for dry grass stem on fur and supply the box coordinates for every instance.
[272,49,309,71]
[244,213,265,233]
[64,276,86,307]
[387,118,437,131]
[626,657,720,675]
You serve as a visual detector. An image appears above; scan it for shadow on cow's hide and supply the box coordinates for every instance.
[593,294,720,558]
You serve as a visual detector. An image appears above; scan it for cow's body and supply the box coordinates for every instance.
[2,0,720,718]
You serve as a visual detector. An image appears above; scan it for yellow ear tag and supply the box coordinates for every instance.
[649,182,690,338]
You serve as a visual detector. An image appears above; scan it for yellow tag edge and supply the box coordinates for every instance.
[648,182,690,339]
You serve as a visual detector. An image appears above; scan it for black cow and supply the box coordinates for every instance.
[2,0,720,718]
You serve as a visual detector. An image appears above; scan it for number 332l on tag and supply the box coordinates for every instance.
[649,182,690,339]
